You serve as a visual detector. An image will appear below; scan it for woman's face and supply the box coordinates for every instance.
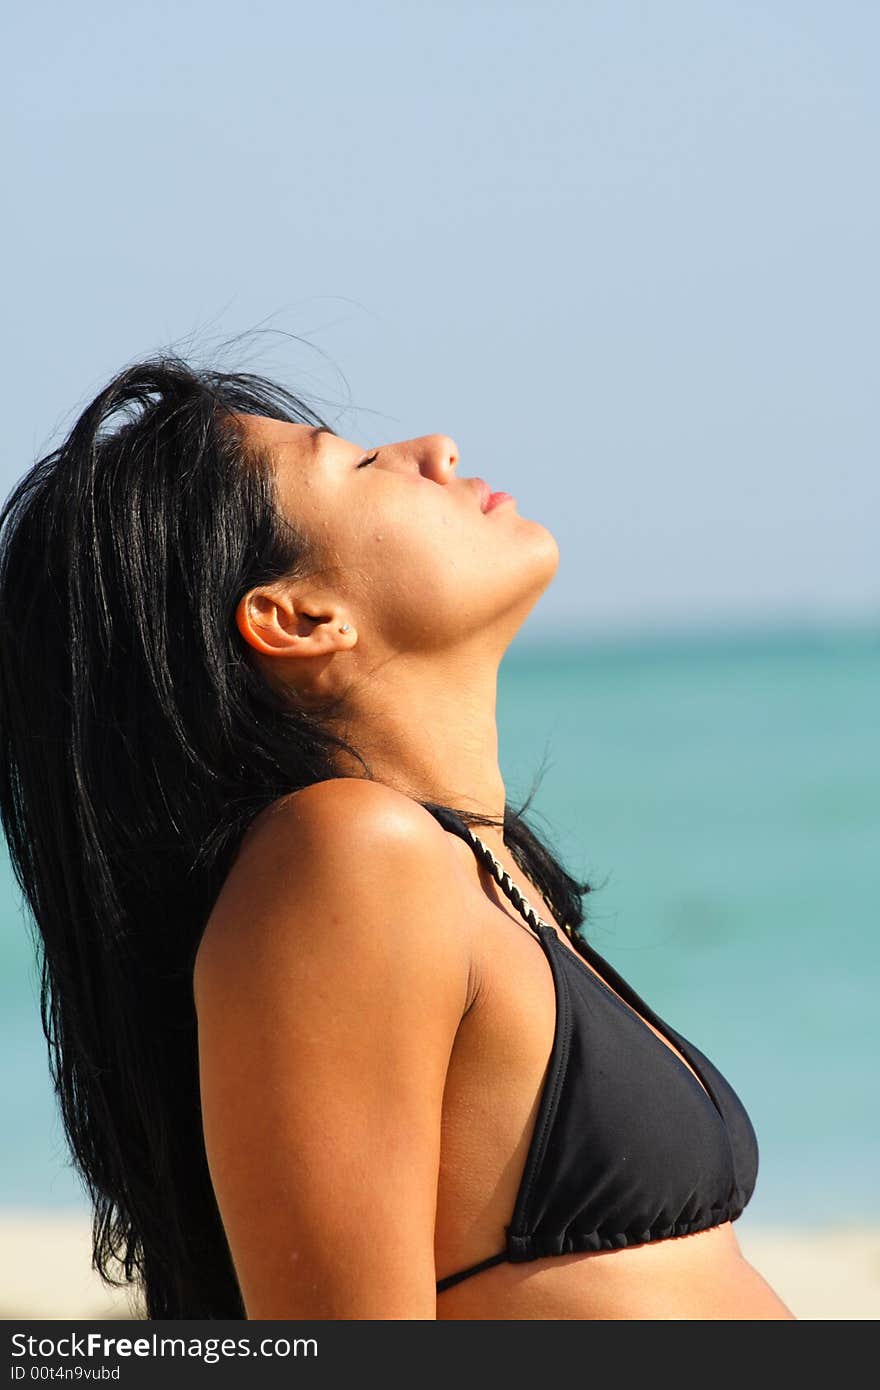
[234,413,559,657]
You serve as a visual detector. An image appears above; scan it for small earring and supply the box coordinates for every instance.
[339,623,351,633]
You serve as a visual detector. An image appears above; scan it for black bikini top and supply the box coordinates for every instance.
[434,818,759,1294]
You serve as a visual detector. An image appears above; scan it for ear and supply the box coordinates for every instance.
[235,585,357,659]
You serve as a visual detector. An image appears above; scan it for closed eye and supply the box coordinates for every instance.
[357,451,379,469]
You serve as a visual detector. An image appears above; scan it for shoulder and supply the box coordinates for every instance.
[194,777,474,1017]
[237,775,452,866]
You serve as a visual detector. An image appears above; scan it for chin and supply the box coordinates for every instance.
[529,519,561,585]
[506,521,560,615]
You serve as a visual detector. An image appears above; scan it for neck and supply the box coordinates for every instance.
[330,649,508,829]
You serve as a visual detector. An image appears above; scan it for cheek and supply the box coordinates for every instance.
[363,518,470,634]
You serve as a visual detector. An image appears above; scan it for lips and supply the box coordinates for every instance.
[474,479,492,512]
[485,491,514,511]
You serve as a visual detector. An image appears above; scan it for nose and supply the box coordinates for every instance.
[413,434,459,482]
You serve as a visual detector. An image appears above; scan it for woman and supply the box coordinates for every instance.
[0,355,793,1320]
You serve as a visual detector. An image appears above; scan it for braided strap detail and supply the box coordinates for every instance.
[458,825,573,939]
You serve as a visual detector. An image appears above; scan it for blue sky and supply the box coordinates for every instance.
[4,0,877,638]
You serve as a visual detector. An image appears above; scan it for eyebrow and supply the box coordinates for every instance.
[309,426,337,460]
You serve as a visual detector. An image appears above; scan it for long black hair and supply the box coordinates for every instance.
[0,353,594,1318]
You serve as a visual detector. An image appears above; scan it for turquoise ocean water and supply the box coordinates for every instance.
[2,624,878,1229]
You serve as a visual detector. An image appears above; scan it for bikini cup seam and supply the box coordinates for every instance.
[547,931,735,1148]
[508,925,573,1239]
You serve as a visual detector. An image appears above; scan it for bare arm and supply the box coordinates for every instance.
[192,779,474,1319]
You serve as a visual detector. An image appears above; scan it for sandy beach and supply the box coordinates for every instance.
[0,1210,877,1320]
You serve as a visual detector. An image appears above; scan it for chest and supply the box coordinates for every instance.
[435,874,735,1256]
